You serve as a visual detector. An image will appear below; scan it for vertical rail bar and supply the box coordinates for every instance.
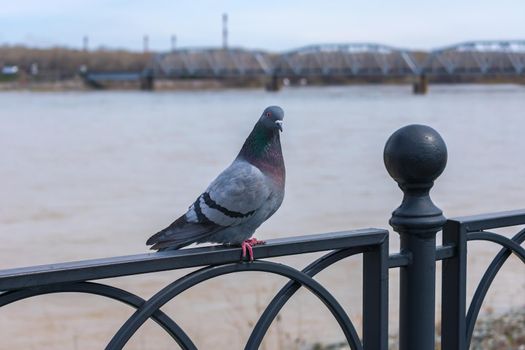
[362,238,389,350]
[441,220,467,350]
[384,124,448,350]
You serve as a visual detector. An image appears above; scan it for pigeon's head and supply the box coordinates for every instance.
[259,106,284,132]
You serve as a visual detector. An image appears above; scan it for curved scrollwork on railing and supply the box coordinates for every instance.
[107,260,363,350]
[465,228,525,346]
[245,247,363,349]
[0,281,197,350]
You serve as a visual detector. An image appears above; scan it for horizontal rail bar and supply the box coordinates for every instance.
[388,252,411,268]
[450,209,525,231]
[0,228,387,292]
[436,244,456,261]
[387,245,454,268]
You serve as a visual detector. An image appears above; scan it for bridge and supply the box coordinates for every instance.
[153,40,525,75]
[82,41,525,92]
[274,43,420,77]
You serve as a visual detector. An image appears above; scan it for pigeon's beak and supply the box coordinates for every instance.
[275,120,283,132]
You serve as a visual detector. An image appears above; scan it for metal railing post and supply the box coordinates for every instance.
[441,219,467,349]
[362,237,389,349]
[384,124,448,350]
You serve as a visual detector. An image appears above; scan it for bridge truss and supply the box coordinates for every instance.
[151,41,525,79]
[423,40,525,75]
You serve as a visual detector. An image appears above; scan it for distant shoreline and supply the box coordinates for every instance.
[0,77,262,92]
[1,78,524,92]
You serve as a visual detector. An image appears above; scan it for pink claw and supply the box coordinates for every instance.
[241,238,266,261]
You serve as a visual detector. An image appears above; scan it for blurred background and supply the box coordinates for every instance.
[1,1,525,349]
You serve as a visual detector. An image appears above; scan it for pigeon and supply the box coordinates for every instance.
[147,106,285,261]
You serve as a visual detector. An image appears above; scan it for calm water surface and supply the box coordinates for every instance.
[0,85,524,349]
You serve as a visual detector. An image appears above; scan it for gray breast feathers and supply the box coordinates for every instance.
[185,161,272,227]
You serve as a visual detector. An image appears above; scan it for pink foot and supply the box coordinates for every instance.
[241,238,266,261]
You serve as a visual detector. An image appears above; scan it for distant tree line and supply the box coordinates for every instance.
[0,45,151,80]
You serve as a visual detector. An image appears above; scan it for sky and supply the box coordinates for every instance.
[1,0,524,52]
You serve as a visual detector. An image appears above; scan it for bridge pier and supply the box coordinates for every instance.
[140,69,155,90]
[412,74,428,94]
[265,74,281,92]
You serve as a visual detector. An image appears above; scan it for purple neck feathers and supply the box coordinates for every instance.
[237,122,285,180]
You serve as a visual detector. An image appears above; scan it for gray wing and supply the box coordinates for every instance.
[186,160,271,227]
[147,160,271,250]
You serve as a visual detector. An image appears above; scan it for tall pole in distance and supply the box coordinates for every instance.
[222,13,228,49]
[171,35,177,52]
[83,36,89,52]
[143,35,149,53]
[384,124,448,350]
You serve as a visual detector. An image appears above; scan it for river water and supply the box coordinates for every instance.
[0,85,524,349]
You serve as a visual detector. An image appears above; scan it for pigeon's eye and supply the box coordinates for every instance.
[266,112,272,117]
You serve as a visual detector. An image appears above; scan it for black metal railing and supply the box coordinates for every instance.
[442,209,525,349]
[0,124,524,350]
[0,229,389,350]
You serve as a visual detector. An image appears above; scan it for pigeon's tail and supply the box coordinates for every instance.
[147,215,220,251]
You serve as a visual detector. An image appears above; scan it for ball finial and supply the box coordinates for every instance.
[384,124,447,236]
[384,124,447,186]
